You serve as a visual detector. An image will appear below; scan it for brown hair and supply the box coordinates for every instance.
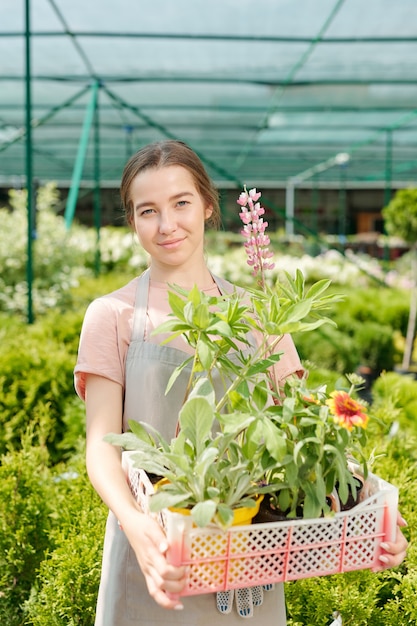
[120,140,221,229]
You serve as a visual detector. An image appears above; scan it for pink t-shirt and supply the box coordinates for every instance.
[74,277,304,400]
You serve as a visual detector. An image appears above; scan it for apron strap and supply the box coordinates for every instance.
[131,268,150,342]
[212,274,240,296]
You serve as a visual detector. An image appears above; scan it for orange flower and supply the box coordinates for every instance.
[326,390,368,431]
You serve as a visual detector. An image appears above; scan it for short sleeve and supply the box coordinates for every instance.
[74,296,130,401]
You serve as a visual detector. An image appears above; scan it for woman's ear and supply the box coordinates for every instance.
[205,204,213,221]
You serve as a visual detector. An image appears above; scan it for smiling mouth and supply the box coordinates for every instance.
[159,238,184,247]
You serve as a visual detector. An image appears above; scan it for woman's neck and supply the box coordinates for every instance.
[148,262,215,290]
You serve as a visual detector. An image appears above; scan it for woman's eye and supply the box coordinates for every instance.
[177,200,188,207]
[140,208,154,216]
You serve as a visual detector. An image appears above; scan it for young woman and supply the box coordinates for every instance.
[75,140,407,626]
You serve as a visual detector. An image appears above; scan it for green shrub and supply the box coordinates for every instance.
[334,287,409,338]
[350,320,395,373]
[0,323,80,461]
[372,372,417,429]
[0,431,52,626]
[0,275,133,461]
[294,324,360,373]
[295,309,397,375]
[25,452,107,626]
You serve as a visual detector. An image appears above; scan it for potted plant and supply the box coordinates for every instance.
[250,373,368,521]
[108,377,276,530]
[106,188,370,529]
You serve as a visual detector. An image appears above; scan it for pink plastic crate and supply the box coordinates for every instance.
[123,453,398,596]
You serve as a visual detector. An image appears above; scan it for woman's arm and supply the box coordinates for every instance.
[85,373,186,610]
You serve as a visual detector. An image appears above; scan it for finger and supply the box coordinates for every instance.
[397,512,408,527]
[379,551,407,569]
[139,538,185,585]
[151,589,184,611]
[379,533,408,568]
[145,567,185,610]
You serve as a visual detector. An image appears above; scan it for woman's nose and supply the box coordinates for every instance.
[159,210,176,234]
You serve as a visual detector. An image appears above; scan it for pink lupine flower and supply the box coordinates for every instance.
[237,186,275,289]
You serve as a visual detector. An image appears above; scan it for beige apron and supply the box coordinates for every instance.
[95,270,287,625]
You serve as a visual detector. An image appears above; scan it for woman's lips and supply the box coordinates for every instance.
[158,238,184,249]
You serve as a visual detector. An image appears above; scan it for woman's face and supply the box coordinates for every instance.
[129,165,212,272]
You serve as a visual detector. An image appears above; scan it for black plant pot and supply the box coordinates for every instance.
[254,476,364,525]
[253,497,303,524]
[338,476,364,511]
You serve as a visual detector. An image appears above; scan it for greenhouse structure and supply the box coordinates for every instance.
[1,0,417,225]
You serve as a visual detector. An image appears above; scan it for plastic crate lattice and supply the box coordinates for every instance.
[123,453,398,596]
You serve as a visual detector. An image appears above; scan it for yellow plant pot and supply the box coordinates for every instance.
[230,496,264,526]
[155,478,263,526]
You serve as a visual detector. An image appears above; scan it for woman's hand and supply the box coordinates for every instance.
[379,512,408,569]
[122,509,187,610]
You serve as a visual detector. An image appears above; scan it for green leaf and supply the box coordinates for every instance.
[207,320,233,337]
[305,279,332,299]
[128,420,154,444]
[302,492,321,519]
[178,396,214,454]
[242,419,265,457]
[194,303,210,329]
[245,354,283,377]
[227,474,252,505]
[103,432,146,450]
[252,379,268,410]
[217,411,254,435]
[183,300,195,325]
[189,377,215,403]
[197,340,213,370]
[236,379,250,399]
[295,268,305,297]
[189,284,203,307]
[215,503,234,529]
[164,356,193,394]
[150,320,190,336]
[192,500,217,527]
[195,447,219,477]
[263,419,288,463]
[278,489,290,512]
[284,299,313,324]
[149,490,190,513]
[167,291,187,320]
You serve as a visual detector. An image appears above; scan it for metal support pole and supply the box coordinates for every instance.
[25,0,34,323]
[285,180,295,237]
[64,80,99,229]
[338,166,347,238]
[383,130,393,264]
[93,87,101,276]
[384,130,393,207]
[312,176,319,236]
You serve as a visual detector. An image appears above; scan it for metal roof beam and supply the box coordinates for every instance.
[2,31,417,44]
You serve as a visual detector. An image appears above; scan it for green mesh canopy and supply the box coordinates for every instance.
[1,0,417,188]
